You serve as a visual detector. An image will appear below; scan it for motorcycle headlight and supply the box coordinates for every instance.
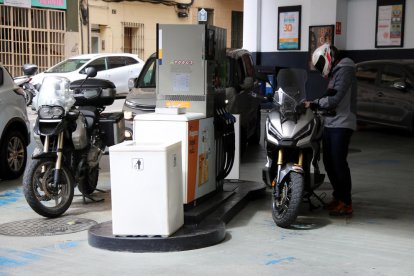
[39,106,64,119]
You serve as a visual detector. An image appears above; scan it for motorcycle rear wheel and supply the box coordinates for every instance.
[24,90,33,106]
[23,158,74,218]
[272,172,304,228]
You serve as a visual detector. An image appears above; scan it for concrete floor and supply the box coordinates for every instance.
[1,110,414,276]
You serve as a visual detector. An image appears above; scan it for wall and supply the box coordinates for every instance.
[86,0,242,60]
[245,0,414,98]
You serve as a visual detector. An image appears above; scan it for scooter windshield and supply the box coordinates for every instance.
[274,88,299,118]
[37,76,75,112]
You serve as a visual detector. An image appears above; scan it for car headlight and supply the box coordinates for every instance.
[39,106,64,119]
[124,111,133,120]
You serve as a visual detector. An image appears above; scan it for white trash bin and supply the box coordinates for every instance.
[109,140,183,236]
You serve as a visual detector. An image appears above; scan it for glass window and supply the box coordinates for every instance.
[241,54,254,78]
[46,58,90,73]
[380,65,405,87]
[356,65,378,85]
[107,56,126,69]
[85,57,107,72]
[405,65,414,87]
[137,58,156,88]
[125,57,138,66]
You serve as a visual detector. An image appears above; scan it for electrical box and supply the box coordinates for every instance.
[109,140,183,236]
[156,24,226,117]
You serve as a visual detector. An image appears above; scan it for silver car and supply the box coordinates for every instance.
[0,65,30,179]
[356,59,414,132]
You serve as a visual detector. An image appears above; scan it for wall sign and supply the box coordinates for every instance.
[278,5,301,50]
[4,0,30,8]
[308,25,335,71]
[0,0,67,10]
[375,0,405,48]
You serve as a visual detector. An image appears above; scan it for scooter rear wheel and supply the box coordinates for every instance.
[23,158,75,218]
[272,172,304,228]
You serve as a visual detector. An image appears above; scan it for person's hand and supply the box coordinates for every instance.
[304,101,318,111]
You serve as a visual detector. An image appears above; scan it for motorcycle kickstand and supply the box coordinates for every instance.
[81,192,105,204]
[303,191,326,211]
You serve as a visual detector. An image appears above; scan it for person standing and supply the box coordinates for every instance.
[305,43,357,216]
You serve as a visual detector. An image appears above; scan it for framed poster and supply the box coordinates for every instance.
[278,5,301,50]
[308,25,335,70]
[375,0,405,48]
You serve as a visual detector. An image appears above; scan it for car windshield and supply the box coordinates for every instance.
[46,58,90,73]
[137,57,156,88]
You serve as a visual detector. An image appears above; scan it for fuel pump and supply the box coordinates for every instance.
[133,24,235,205]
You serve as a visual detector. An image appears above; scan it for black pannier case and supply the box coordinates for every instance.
[99,112,125,147]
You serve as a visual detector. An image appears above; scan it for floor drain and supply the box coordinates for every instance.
[0,216,97,237]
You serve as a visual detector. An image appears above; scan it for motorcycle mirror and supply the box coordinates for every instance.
[85,67,97,78]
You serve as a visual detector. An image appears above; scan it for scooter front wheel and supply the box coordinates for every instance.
[23,158,75,218]
[272,172,304,228]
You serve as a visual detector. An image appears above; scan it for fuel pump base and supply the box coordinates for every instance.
[88,180,265,252]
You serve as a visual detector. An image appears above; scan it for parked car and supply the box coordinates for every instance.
[31,53,144,96]
[356,59,414,132]
[122,49,262,150]
[0,65,30,180]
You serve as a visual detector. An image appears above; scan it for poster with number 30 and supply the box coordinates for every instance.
[278,6,301,50]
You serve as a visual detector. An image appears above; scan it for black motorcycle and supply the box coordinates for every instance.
[23,67,125,218]
[14,64,39,106]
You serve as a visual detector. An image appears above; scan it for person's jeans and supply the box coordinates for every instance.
[322,127,353,205]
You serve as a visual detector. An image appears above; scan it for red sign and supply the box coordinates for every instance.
[336,22,342,35]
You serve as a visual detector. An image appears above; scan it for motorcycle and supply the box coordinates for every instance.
[23,67,125,218]
[14,64,39,106]
[262,68,327,228]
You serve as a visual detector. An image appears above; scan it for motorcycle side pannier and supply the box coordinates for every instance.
[99,112,125,147]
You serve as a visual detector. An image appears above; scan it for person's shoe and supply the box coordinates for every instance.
[323,199,340,210]
[329,201,353,216]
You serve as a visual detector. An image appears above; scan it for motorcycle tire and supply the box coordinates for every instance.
[23,158,75,218]
[24,90,33,106]
[77,165,99,196]
[272,172,304,228]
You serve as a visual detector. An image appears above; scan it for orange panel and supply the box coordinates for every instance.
[186,120,199,203]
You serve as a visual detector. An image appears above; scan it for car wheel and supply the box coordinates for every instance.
[0,129,27,180]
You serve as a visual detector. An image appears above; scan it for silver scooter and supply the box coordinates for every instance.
[262,68,326,228]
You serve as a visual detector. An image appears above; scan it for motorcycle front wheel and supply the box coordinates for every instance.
[23,158,75,218]
[272,172,304,228]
